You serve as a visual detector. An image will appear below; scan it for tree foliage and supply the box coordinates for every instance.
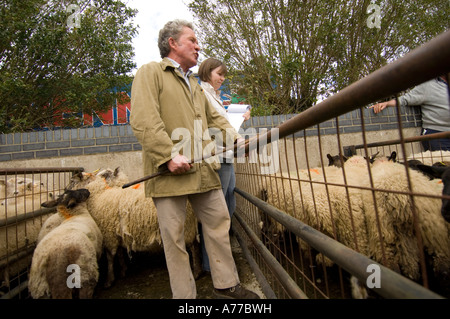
[188,0,449,115]
[0,0,137,133]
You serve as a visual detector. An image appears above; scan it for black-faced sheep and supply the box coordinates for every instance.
[327,152,382,168]
[1,178,53,288]
[28,189,103,299]
[415,164,450,223]
[65,168,201,288]
[327,154,348,167]
[261,154,450,297]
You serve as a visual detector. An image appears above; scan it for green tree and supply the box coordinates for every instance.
[189,0,448,115]
[0,0,137,133]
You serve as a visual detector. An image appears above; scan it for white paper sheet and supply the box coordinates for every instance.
[226,104,250,131]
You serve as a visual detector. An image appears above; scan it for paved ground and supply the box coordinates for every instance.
[93,235,265,299]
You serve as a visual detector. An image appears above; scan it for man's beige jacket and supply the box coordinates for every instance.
[130,58,240,198]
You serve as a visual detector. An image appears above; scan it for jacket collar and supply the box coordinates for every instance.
[162,57,193,77]
[200,81,221,100]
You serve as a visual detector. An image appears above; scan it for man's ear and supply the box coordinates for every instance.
[168,37,177,50]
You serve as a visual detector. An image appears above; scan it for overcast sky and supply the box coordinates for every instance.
[126,0,198,74]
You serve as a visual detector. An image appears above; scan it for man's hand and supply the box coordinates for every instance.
[167,155,192,175]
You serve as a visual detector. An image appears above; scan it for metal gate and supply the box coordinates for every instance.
[0,167,84,299]
[232,30,450,299]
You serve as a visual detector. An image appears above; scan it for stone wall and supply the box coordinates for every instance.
[0,105,422,180]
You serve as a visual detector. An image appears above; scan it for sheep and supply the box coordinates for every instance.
[329,157,449,292]
[327,153,348,167]
[65,167,200,288]
[327,151,384,167]
[38,168,128,243]
[368,160,450,285]
[415,164,450,223]
[0,178,53,288]
[0,179,17,200]
[361,161,421,279]
[306,158,374,267]
[1,179,49,207]
[261,154,450,297]
[260,160,375,298]
[432,161,450,167]
[259,164,369,278]
[0,177,44,202]
[28,188,103,299]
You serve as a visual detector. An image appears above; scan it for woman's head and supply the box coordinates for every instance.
[198,58,227,90]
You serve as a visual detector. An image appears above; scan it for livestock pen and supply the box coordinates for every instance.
[231,30,450,299]
[0,167,84,299]
[0,30,449,300]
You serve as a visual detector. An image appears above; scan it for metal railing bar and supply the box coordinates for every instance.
[0,280,28,299]
[0,207,56,228]
[344,131,450,154]
[232,222,277,299]
[0,245,35,270]
[234,187,445,299]
[233,211,309,299]
[0,167,84,175]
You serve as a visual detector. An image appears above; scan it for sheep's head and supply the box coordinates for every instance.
[96,167,129,187]
[1,177,45,197]
[41,189,90,209]
[387,151,397,162]
[327,153,348,167]
[415,165,450,223]
[65,171,96,190]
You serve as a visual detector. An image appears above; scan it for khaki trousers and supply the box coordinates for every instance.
[153,189,240,299]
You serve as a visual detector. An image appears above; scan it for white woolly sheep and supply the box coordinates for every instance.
[37,168,128,243]
[261,153,450,297]
[363,159,450,283]
[261,157,373,264]
[28,188,103,299]
[0,179,17,200]
[341,155,448,287]
[0,177,44,202]
[66,167,200,288]
[0,179,53,288]
[260,160,374,298]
